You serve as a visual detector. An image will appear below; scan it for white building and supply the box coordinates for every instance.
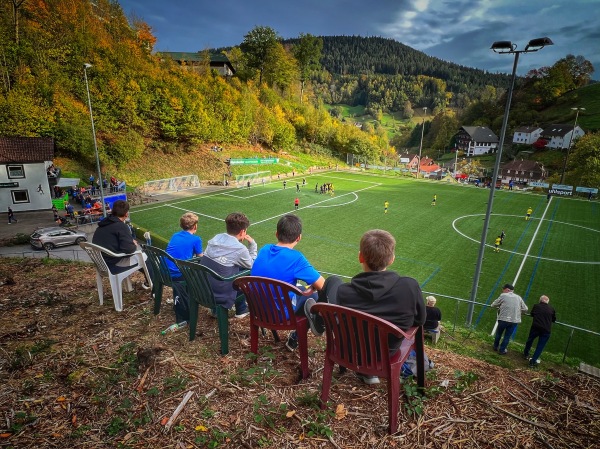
[0,137,55,212]
[512,126,543,145]
[540,124,585,149]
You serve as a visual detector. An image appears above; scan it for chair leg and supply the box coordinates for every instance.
[216,306,229,355]
[188,300,199,341]
[153,283,163,315]
[110,277,123,312]
[388,365,401,434]
[320,358,334,409]
[250,323,259,355]
[96,272,104,306]
[297,321,310,379]
[124,276,133,293]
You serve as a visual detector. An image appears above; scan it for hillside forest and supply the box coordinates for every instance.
[0,0,599,187]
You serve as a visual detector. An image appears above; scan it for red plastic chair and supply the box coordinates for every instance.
[312,303,425,434]
[232,276,310,379]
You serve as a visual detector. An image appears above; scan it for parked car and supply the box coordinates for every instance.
[30,227,87,250]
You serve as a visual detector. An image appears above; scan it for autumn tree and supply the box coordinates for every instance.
[291,33,322,103]
[567,132,600,188]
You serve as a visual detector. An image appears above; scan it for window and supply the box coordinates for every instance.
[11,190,30,204]
[7,165,25,178]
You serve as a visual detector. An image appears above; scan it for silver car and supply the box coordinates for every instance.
[30,227,88,250]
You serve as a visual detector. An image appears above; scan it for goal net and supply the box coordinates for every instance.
[235,171,271,188]
[141,175,200,196]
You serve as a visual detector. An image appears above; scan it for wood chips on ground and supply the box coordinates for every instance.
[0,258,598,448]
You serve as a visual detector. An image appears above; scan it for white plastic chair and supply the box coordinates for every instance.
[79,242,152,312]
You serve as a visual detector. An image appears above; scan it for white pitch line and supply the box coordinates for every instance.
[166,204,224,222]
[252,184,380,226]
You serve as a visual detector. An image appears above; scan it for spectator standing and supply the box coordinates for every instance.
[8,207,17,224]
[335,229,426,384]
[202,212,257,318]
[165,213,203,323]
[491,283,528,354]
[524,295,556,367]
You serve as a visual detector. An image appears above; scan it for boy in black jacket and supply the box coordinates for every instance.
[336,229,426,384]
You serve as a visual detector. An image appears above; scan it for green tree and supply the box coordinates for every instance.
[292,33,322,103]
[240,26,280,85]
[556,54,594,88]
[263,42,298,92]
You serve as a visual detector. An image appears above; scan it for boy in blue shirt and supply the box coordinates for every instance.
[252,214,340,350]
[166,212,203,322]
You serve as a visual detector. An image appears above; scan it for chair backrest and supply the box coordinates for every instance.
[175,259,220,309]
[143,245,176,286]
[80,241,116,277]
[311,303,419,377]
[232,276,304,329]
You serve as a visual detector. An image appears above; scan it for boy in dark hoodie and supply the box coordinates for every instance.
[92,200,150,289]
[336,229,426,384]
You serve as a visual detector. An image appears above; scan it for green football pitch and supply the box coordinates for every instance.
[130,171,600,365]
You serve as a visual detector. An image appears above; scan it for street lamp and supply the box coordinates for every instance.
[466,37,553,325]
[560,107,585,184]
[417,107,427,179]
[83,63,107,218]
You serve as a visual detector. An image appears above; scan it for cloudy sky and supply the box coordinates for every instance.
[118,0,599,79]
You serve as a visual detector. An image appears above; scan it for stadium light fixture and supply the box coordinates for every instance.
[83,63,107,218]
[417,107,427,179]
[560,107,585,184]
[467,37,553,325]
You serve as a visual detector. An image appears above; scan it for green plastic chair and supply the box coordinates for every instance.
[142,245,177,315]
[174,259,248,355]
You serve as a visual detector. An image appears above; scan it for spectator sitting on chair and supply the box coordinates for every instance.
[334,229,426,385]
[251,214,342,351]
[165,212,203,322]
[201,212,258,319]
[424,295,442,331]
[91,200,150,289]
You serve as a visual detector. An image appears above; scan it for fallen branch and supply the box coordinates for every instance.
[471,395,553,429]
[164,390,194,432]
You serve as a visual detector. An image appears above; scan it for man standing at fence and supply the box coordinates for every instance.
[491,284,528,354]
[523,295,556,367]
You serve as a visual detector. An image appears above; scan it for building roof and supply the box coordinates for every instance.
[541,124,575,138]
[501,159,544,172]
[157,52,235,71]
[461,126,499,143]
[0,137,55,163]
[514,126,543,133]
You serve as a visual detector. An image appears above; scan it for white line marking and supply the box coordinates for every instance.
[166,204,224,222]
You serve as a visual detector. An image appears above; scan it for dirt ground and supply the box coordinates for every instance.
[0,257,599,449]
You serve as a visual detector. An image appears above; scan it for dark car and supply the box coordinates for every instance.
[30,227,87,250]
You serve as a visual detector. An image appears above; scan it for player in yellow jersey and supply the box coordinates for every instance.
[526,207,532,220]
[384,201,389,213]
[494,236,501,252]
[431,194,437,206]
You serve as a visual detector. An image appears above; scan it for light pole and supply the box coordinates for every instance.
[560,107,585,184]
[466,37,553,325]
[417,107,427,178]
[83,63,107,218]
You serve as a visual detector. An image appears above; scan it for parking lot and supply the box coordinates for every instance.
[0,210,96,261]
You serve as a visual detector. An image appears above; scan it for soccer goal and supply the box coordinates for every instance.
[141,175,200,196]
[235,171,271,187]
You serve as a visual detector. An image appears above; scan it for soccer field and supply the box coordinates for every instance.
[131,171,600,365]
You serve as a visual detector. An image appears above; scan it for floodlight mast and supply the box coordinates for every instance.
[466,37,553,326]
[560,107,585,184]
[83,63,107,218]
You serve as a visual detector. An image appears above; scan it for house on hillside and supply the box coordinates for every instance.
[513,126,543,145]
[499,159,546,186]
[0,137,55,212]
[454,126,499,156]
[398,152,419,169]
[540,124,585,149]
[157,52,235,77]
